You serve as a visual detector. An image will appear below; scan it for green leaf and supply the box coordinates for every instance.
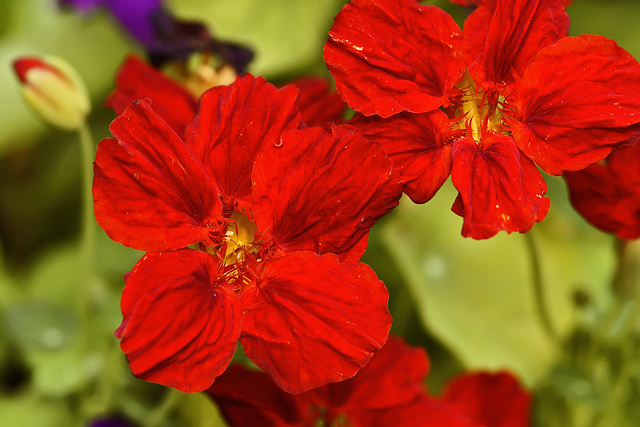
[25,242,81,306]
[0,240,18,310]
[4,302,77,351]
[3,301,101,397]
[172,0,348,77]
[176,392,228,427]
[380,178,613,384]
[0,393,73,427]
[27,348,102,397]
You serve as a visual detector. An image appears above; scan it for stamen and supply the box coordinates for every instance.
[455,72,507,141]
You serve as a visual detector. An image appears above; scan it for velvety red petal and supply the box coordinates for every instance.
[291,76,347,126]
[187,74,301,212]
[450,132,549,239]
[507,35,640,175]
[105,55,197,137]
[116,250,243,393]
[207,364,304,427]
[464,0,569,93]
[441,371,532,427]
[345,110,459,204]
[327,336,429,412]
[240,251,391,394]
[564,141,640,239]
[324,0,465,118]
[208,337,473,427]
[212,341,430,427]
[449,0,478,5]
[349,397,480,427]
[252,125,402,263]
[93,99,222,251]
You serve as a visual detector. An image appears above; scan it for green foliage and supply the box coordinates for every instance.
[171,0,349,77]
[380,178,614,385]
[1,0,640,426]
[534,298,640,427]
[0,394,74,427]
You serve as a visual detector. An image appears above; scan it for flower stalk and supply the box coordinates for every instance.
[78,121,96,348]
[525,231,560,347]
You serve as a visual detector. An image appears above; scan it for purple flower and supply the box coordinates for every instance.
[58,0,253,72]
[59,0,161,46]
[88,415,134,427]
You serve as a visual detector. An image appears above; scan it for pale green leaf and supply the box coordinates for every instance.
[381,178,614,384]
[172,0,348,77]
[27,348,102,397]
[0,393,73,427]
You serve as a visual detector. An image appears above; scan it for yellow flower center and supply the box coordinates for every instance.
[457,72,505,142]
[164,52,237,98]
[222,210,259,265]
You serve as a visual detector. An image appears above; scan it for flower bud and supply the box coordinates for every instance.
[13,55,91,130]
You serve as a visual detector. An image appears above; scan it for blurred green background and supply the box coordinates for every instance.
[1,0,640,426]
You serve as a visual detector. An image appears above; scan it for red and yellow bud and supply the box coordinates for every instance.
[13,55,90,131]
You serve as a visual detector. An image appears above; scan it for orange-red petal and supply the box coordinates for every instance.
[93,99,222,251]
[187,74,301,211]
[441,371,532,427]
[345,110,458,204]
[251,125,402,262]
[507,35,640,175]
[564,141,640,239]
[106,55,197,137]
[116,250,243,392]
[451,132,549,239]
[324,0,465,118]
[240,251,391,394]
[464,0,569,93]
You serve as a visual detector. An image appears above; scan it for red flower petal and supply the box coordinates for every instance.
[252,125,402,262]
[346,110,458,204]
[116,250,243,393]
[507,35,640,175]
[93,99,222,251]
[441,371,532,427]
[324,0,465,118]
[105,55,197,137]
[240,251,391,394]
[330,336,429,412]
[207,364,305,427]
[208,337,478,427]
[350,397,479,427]
[187,74,301,212]
[449,0,478,5]
[564,141,640,239]
[464,0,569,93]
[450,132,549,239]
[291,76,347,126]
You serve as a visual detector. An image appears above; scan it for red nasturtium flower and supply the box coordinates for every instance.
[93,74,403,393]
[207,337,531,427]
[448,0,573,7]
[106,55,347,138]
[564,142,640,240]
[441,371,532,427]
[324,0,640,239]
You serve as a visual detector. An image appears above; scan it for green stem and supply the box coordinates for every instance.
[80,339,121,422]
[588,303,640,427]
[78,122,96,347]
[389,278,414,335]
[525,231,559,346]
[611,238,640,300]
[146,389,183,427]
